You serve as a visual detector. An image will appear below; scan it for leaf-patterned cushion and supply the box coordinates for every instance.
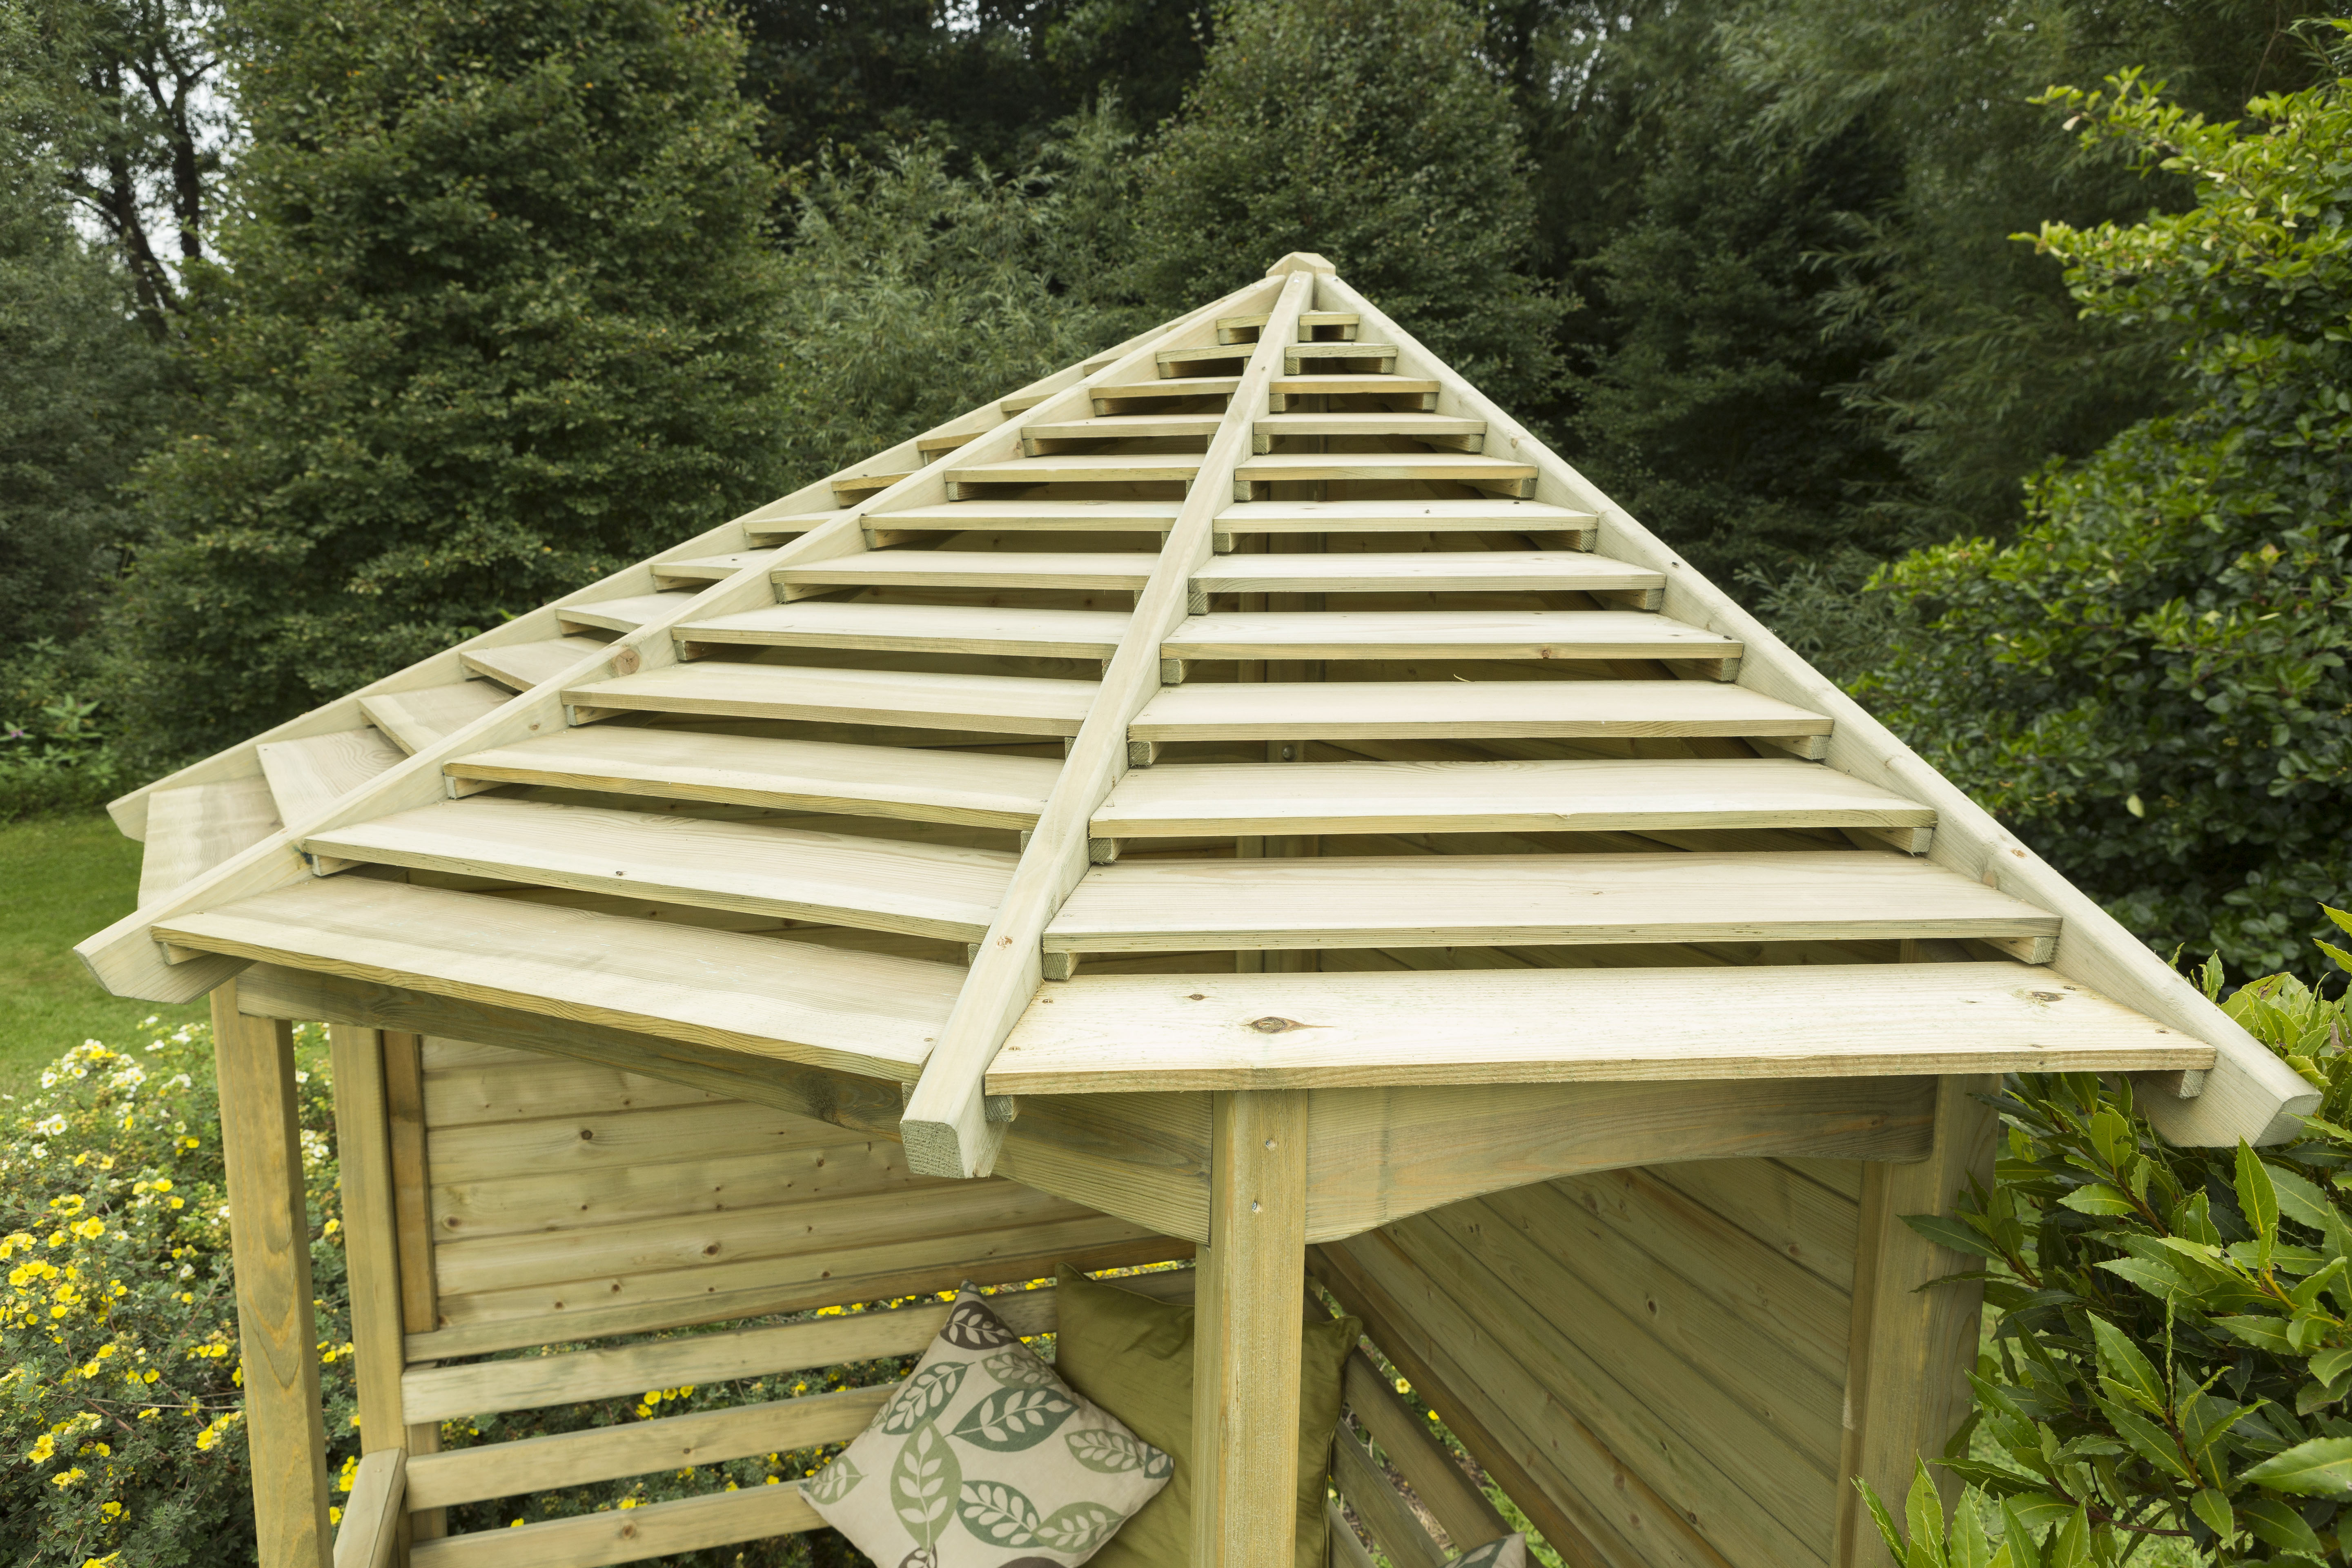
[1449,1534,1527,1568]
[800,1285,1173,1567]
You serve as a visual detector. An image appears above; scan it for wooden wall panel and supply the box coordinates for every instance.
[1332,1157,1864,1568]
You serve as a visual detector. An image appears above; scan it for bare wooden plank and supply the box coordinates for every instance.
[157,878,962,1082]
[1091,756,1931,840]
[444,728,1058,830]
[554,591,692,635]
[1301,1076,1937,1244]
[460,635,612,693]
[1194,551,1644,595]
[650,552,771,585]
[331,1448,403,1568]
[776,548,1161,592]
[1646,1158,1864,1294]
[1042,852,2063,959]
[423,1096,868,1183]
[1234,454,1534,494]
[989,964,2200,1092]
[1194,1091,1310,1568]
[1334,1423,1447,1568]
[680,600,1129,660]
[1341,1350,1512,1554]
[1126,681,1830,744]
[1213,498,1595,539]
[405,1383,891,1510]
[211,983,334,1568]
[140,778,283,905]
[381,1031,437,1336]
[302,795,1018,942]
[407,1482,822,1568]
[561,662,1100,738]
[327,1027,408,1451]
[1163,610,1737,665]
[356,681,510,755]
[257,729,407,828]
[869,499,1185,532]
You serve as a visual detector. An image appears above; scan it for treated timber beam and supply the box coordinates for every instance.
[900,266,1320,1178]
[212,981,334,1568]
[325,1027,406,1454]
[1316,272,2312,1148]
[79,280,1270,1005]
[331,1449,404,1568]
[1194,1090,1310,1568]
[1301,1076,1937,1245]
[1836,1076,2000,1568]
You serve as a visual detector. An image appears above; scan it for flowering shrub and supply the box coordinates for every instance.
[0,1019,356,1568]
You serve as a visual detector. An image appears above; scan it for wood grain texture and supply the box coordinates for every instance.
[679,601,1130,660]
[406,1482,822,1568]
[555,592,690,634]
[1334,1423,1447,1568]
[870,499,1185,531]
[1315,271,2310,1146]
[897,270,1315,1177]
[1213,499,1595,536]
[1195,1090,1312,1568]
[303,795,1018,942]
[776,547,1162,590]
[1301,1076,1937,1244]
[326,1027,408,1449]
[1646,1158,1864,1294]
[140,777,284,905]
[1836,1077,2000,1568]
[1092,756,1930,840]
[989,965,2203,1092]
[460,635,612,693]
[1127,680,1829,743]
[444,728,1058,829]
[1233,453,1534,490]
[562,661,1100,737]
[158,878,962,1081]
[947,455,1207,489]
[257,729,406,829]
[330,1448,403,1568]
[405,1384,892,1509]
[356,682,511,756]
[1163,610,1735,664]
[1192,551,1650,595]
[211,982,334,1568]
[1042,852,2062,958]
[1341,1350,1511,1553]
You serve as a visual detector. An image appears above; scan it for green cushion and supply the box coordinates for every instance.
[1051,1264,1359,1568]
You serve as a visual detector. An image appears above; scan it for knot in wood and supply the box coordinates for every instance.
[1249,1016,1303,1034]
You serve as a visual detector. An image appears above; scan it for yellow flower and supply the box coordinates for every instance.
[72,1218,104,1241]
[52,1467,85,1487]
[618,1498,638,1510]
[328,1507,342,1527]
[151,1178,172,1193]
[100,1502,124,1519]
[26,1433,54,1463]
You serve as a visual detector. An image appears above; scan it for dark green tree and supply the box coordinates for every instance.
[111,0,795,764]
[1862,58,2352,978]
[1123,0,1570,414]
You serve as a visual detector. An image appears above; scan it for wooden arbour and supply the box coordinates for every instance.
[84,254,2305,1568]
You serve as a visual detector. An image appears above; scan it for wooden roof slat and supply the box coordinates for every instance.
[1214,499,1597,536]
[357,679,510,754]
[302,795,1017,941]
[1232,452,1536,491]
[255,726,406,826]
[775,549,1160,593]
[555,590,694,634]
[138,777,282,906]
[1265,375,1440,403]
[988,964,2208,1091]
[651,552,772,584]
[679,601,1129,661]
[1282,340,1400,371]
[1192,551,1654,595]
[1024,414,1224,444]
[459,635,609,693]
[1042,851,2060,958]
[946,454,1207,488]
[1254,413,1487,439]
[1162,610,1738,664]
[742,507,851,544]
[563,662,1099,737]
[1128,680,1829,743]
[153,877,959,1081]
[445,729,1058,830]
[1090,757,1933,840]
[869,500,1186,533]
[1088,374,1244,403]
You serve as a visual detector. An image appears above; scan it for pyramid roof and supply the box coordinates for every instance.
[78,254,2313,1181]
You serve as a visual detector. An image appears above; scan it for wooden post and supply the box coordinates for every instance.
[1836,1073,2000,1568]
[327,1027,404,1453]
[1192,1089,1309,1568]
[379,1030,445,1541]
[212,979,334,1568]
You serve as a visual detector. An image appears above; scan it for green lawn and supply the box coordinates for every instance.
[1,813,209,1096]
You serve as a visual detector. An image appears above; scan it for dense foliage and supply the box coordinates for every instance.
[106,0,797,764]
[1859,916,2352,1565]
[1861,56,2352,977]
[1121,0,1570,414]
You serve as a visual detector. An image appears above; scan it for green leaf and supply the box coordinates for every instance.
[1857,1479,1906,1567]
[2270,1165,2335,1230]
[1904,1460,1948,1568]
[1951,1494,1994,1568]
[2057,1183,2136,1217]
[2309,1343,2352,1387]
[2087,1314,2165,1412]
[2095,1256,2187,1300]
[2241,1494,2330,1555]
[2218,1314,2299,1353]
[2099,1399,2198,1484]
[2189,1486,2233,1544]
[2241,1435,2352,1496]
[2238,1141,2281,1262]
[1904,1213,2004,1260]
[2043,1506,2092,1568]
